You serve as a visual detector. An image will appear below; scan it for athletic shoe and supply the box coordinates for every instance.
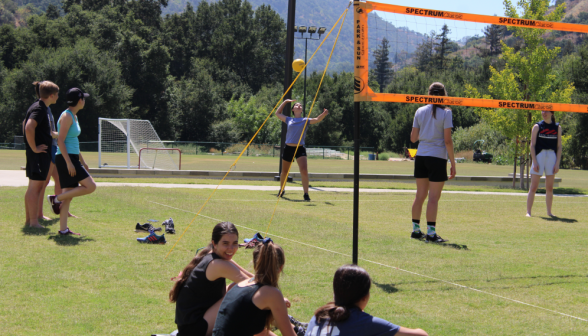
[137,231,166,244]
[288,315,308,329]
[410,230,426,240]
[163,218,175,234]
[303,193,311,201]
[135,223,162,232]
[278,190,285,198]
[294,325,306,336]
[47,195,61,215]
[58,228,80,236]
[426,234,448,243]
[244,232,264,244]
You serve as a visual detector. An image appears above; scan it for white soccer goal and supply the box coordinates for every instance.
[98,118,181,170]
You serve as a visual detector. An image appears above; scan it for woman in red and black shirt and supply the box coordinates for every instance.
[527,110,562,217]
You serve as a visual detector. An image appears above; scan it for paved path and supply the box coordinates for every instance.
[2,170,585,197]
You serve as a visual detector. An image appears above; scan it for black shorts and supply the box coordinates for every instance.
[282,145,307,162]
[51,145,57,164]
[55,154,90,189]
[414,156,448,182]
[177,317,208,336]
[26,150,51,181]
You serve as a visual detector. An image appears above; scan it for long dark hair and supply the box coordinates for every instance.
[252,240,285,329]
[428,82,450,119]
[314,264,372,324]
[169,222,239,302]
[544,110,556,124]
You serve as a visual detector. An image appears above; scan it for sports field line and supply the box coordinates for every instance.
[148,201,588,323]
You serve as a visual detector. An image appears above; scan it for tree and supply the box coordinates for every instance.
[414,31,435,72]
[372,37,393,92]
[465,0,573,188]
[482,24,507,56]
[434,24,451,69]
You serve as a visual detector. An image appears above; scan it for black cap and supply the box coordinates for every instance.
[66,88,89,105]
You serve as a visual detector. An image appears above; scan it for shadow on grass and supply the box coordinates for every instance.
[416,239,469,250]
[324,202,336,206]
[373,281,398,294]
[48,234,95,246]
[40,218,59,226]
[539,216,578,223]
[538,187,586,195]
[21,225,50,235]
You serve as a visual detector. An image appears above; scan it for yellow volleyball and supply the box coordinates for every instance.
[292,59,305,72]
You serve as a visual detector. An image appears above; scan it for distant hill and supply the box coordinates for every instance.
[561,0,588,18]
[163,0,427,73]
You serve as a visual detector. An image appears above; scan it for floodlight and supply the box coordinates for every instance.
[294,25,298,32]
[298,26,307,33]
[318,27,327,35]
[308,26,317,34]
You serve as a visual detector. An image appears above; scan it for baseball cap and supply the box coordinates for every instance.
[66,87,90,105]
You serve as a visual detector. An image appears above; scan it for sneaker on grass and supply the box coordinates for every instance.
[137,231,166,244]
[426,234,448,243]
[163,218,175,234]
[303,193,311,201]
[410,230,426,240]
[58,228,80,236]
[47,195,61,215]
[135,223,162,232]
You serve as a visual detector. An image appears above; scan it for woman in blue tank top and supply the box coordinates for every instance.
[46,88,96,236]
[275,99,329,201]
[527,110,562,217]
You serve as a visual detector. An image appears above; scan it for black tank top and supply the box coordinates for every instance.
[212,283,270,336]
[535,120,559,155]
[175,253,226,326]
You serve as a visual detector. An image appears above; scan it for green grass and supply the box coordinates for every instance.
[2,185,588,335]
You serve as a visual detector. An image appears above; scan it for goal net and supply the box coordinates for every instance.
[98,118,181,170]
[354,0,588,113]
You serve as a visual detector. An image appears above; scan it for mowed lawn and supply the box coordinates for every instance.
[3,149,588,193]
[1,185,587,335]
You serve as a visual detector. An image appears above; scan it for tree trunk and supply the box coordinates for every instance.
[512,137,518,188]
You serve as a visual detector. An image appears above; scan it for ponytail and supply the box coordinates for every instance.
[169,243,213,302]
[32,80,59,99]
[551,114,556,124]
[314,265,372,324]
[252,240,285,288]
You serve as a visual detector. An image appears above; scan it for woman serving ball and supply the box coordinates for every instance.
[275,99,328,201]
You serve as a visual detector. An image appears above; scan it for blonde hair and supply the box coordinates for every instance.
[32,81,59,99]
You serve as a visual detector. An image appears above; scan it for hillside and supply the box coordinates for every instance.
[562,0,588,18]
[163,0,426,72]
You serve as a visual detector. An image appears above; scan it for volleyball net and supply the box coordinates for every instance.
[353,0,588,113]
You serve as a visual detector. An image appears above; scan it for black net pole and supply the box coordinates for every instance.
[353,101,360,265]
[279,0,296,176]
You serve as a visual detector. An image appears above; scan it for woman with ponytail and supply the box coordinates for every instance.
[527,110,562,217]
[171,222,253,336]
[213,239,298,336]
[409,82,455,243]
[307,265,428,336]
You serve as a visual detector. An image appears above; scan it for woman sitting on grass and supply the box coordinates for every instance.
[170,222,253,336]
[212,239,297,336]
[306,265,428,336]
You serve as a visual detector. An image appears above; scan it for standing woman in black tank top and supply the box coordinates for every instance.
[213,240,297,336]
[170,222,254,336]
[527,110,562,217]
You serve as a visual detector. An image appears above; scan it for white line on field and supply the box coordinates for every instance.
[148,201,588,323]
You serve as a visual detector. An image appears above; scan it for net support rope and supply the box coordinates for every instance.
[265,8,349,236]
[164,7,351,259]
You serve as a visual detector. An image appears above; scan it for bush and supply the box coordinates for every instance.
[378,154,389,161]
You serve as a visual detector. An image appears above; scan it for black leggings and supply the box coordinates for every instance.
[177,318,208,336]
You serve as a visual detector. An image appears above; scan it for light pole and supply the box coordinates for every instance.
[294,26,327,114]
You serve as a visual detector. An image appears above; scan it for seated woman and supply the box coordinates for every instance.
[170,222,253,336]
[212,239,297,336]
[307,265,428,336]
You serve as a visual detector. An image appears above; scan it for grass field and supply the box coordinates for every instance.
[2,184,588,335]
[3,149,588,193]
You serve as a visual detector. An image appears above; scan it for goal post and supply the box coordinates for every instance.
[98,118,181,170]
[138,148,182,170]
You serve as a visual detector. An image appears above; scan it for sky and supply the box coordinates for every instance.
[372,0,509,39]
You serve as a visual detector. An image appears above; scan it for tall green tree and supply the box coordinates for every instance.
[372,37,393,92]
[434,24,451,69]
[482,24,507,56]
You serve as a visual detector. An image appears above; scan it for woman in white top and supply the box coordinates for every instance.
[409,82,456,243]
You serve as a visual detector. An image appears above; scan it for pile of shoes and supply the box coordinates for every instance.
[135,218,176,244]
[289,315,308,336]
[239,232,265,249]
